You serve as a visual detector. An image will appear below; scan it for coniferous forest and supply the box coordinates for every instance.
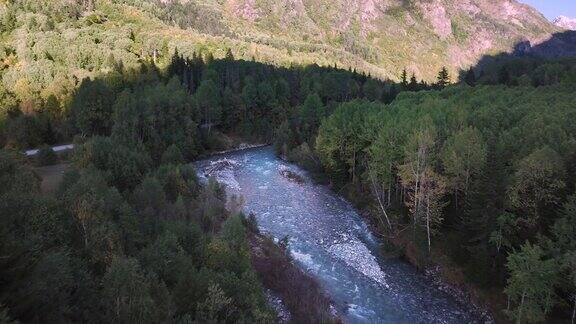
[1,0,576,323]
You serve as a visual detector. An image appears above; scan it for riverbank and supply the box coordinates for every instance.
[246,222,340,324]
[197,146,483,322]
[386,228,502,323]
[338,186,502,323]
[279,151,501,323]
[31,140,491,322]
[196,139,340,323]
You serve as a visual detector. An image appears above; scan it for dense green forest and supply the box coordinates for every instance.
[3,52,575,322]
[1,147,280,322]
[1,0,576,323]
[2,47,371,321]
[0,2,395,322]
[309,84,576,322]
[0,5,404,321]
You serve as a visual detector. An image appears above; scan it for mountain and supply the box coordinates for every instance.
[553,15,576,30]
[142,0,558,80]
[0,0,561,104]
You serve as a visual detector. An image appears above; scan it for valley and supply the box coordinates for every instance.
[1,1,575,323]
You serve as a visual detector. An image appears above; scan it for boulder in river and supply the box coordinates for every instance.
[278,165,305,184]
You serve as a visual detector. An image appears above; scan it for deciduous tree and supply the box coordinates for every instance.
[505,243,557,323]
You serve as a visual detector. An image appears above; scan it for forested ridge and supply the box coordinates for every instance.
[1,0,576,323]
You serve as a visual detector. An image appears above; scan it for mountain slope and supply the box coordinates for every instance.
[141,0,558,80]
[0,0,561,105]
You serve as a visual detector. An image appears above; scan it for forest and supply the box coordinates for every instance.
[1,0,576,323]
[0,8,404,321]
[1,47,369,321]
[311,84,576,323]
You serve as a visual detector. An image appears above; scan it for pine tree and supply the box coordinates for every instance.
[195,80,221,133]
[167,49,184,81]
[408,73,418,91]
[436,67,450,88]
[400,69,408,88]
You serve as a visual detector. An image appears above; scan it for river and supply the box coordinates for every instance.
[195,146,482,324]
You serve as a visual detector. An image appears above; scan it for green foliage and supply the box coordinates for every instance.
[75,136,152,191]
[0,2,573,321]
[154,163,198,203]
[18,251,76,322]
[0,149,39,194]
[197,178,227,233]
[2,24,400,149]
[133,176,166,215]
[273,120,295,157]
[507,146,566,226]
[0,86,17,121]
[0,142,274,322]
[111,78,200,162]
[195,79,221,132]
[504,243,557,323]
[139,231,190,287]
[441,127,487,196]
[102,257,171,323]
[549,195,576,258]
[489,212,518,253]
[363,78,384,101]
[312,82,576,320]
[161,144,185,166]
[220,213,247,251]
[4,114,52,149]
[71,79,115,136]
[436,66,450,88]
[298,92,324,140]
[196,283,234,323]
[546,195,576,313]
[316,100,379,182]
[470,57,576,87]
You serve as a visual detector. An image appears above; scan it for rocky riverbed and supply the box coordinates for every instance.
[195,146,485,323]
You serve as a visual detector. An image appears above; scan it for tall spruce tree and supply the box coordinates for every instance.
[436,67,450,88]
[401,69,408,89]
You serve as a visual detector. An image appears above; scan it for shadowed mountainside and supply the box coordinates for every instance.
[458,30,576,84]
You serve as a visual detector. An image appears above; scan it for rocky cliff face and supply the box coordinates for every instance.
[553,16,576,30]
